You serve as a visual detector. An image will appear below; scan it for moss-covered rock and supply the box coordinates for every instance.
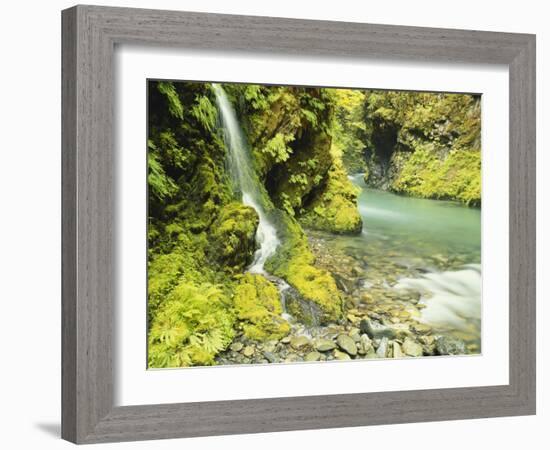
[299,152,362,234]
[362,91,481,205]
[265,211,345,325]
[233,273,290,341]
[208,202,259,273]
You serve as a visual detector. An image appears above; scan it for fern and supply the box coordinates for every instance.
[157,82,184,119]
[148,282,235,368]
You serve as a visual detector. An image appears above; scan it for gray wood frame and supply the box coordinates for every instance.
[62,4,536,444]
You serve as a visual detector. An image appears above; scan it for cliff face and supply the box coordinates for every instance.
[361,91,481,206]
[226,84,363,234]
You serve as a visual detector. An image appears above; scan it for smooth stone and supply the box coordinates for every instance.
[358,334,373,355]
[230,342,243,352]
[360,319,397,339]
[242,346,255,357]
[263,351,277,363]
[305,351,322,362]
[281,336,292,344]
[333,350,352,361]
[337,334,358,356]
[435,336,467,355]
[290,335,310,350]
[392,341,405,358]
[284,354,301,363]
[412,323,432,335]
[402,337,423,357]
[376,337,389,358]
[315,338,336,352]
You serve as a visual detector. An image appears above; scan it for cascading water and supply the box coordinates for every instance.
[212,84,280,275]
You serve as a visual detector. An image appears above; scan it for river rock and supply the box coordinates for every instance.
[376,337,389,358]
[243,346,255,357]
[349,328,361,342]
[315,338,336,352]
[284,354,301,363]
[263,351,277,363]
[435,336,466,355]
[337,334,358,356]
[281,336,292,344]
[412,323,432,335]
[360,319,396,339]
[357,334,373,355]
[392,341,405,358]
[333,350,352,361]
[305,351,322,362]
[290,335,310,350]
[402,337,423,357]
[230,342,243,352]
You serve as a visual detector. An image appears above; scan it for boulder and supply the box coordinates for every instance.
[337,334,358,356]
[435,336,466,355]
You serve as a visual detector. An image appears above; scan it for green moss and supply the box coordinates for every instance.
[148,282,235,367]
[233,273,290,341]
[362,91,481,205]
[300,147,362,234]
[392,146,481,206]
[265,212,344,325]
[208,202,259,273]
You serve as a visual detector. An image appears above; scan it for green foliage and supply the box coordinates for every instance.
[362,90,481,205]
[147,144,178,200]
[191,95,217,132]
[157,81,184,119]
[262,132,295,163]
[233,274,290,340]
[331,89,367,173]
[392,146,481,206]
[148,282,235,367]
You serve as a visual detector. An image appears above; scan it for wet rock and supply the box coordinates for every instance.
[402,337,423,357]
[334,350,352,361]
[263,351,277,363]
[435,336,466,355]
[284,354,301,363]
[243,346,255,357]
[357,334,373,355]
[281,336,292,344]
[412,323,432,335]
[230,342,243,352]
[337,334,357,356]
[392,341,405,358]
[305,351,322,362]
[290,335,310,350]
[376,337,389,358]
[314,338,335,352]
[360,319,396,339]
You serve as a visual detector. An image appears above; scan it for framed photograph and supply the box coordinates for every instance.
[62,5,536,444]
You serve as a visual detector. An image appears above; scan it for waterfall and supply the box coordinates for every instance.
[212,84,280,274]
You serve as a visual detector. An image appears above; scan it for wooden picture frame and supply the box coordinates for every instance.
[61,4,536,444]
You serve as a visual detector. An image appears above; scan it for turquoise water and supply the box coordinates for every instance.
[311,174,482,346]
[351,173,481,266]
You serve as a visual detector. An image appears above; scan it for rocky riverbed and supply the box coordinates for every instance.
[216,230,479,366]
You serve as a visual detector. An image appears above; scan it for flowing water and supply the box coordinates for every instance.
[311,174,482,348]
[213,84,482,354]
[213,84,280,274]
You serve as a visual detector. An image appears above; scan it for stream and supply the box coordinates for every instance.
[309,174,482,350]
[214,84,482,364]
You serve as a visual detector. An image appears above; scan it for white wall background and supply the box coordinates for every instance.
[0,1,546,448]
